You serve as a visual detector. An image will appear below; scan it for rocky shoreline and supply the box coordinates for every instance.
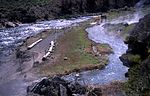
[120,14,150,95]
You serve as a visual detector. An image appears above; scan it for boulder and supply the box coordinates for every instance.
[68,82,87,95]
[64,57,68,60]
[60,84,68,96]
[27,76,87,96]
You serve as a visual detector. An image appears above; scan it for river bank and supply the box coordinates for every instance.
[0,3,150,96]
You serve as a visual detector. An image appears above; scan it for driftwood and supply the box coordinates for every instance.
[42,41,55,60]
[27,39,43,49]
[90,22,97,25]
[43,52,51,59]
[48,46,53,52]
[50,41,55,47]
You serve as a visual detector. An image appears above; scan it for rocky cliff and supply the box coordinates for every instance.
[0,0,141,28]
[120,14,150,96]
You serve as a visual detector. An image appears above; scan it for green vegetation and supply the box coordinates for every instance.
[122,24,135,37]
[67,27,100,65]
[123,63,150,96]
[123,64,142,96]
[128,54,141,64]
[106,5,150,22]
[106,8,135,20]
[0,0,50,7]
[40,25,108,76]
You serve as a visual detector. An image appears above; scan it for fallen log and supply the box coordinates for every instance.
[27,39,43,50]
[48,46,53,52]
[42,41,55,60]
[42,52,51,60]
[90,22,97,25]
[50,41,55,47]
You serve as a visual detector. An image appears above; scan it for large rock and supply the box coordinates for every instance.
[27,76,87,96]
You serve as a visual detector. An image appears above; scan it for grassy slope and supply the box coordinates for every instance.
[40,23,108,76]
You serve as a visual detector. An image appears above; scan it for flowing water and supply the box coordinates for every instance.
[0,1,149,95]
[63,3,149,85]
[0,17,90,56]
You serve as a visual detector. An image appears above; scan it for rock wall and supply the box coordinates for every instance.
[120,14,150,96]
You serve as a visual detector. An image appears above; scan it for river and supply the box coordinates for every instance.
[0,1,149,96]
[63,1,150,86]
[63,11,144,85]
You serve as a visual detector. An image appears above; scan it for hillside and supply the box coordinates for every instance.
[0,0,140,27]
